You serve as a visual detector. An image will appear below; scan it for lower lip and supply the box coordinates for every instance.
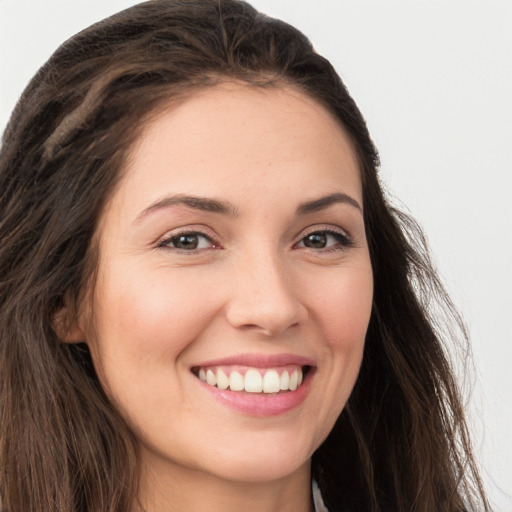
[197,369,313,416]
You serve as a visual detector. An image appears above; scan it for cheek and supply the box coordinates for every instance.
[89,265,219,373]
[299,264,373,445]
[309,265,373,349]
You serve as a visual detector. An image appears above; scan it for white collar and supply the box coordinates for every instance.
[312,479,329,512]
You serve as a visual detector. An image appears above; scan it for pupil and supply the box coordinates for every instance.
[305,233,327,248]
[175,234,198,249]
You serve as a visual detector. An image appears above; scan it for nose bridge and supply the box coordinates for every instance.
[225,243,303,335]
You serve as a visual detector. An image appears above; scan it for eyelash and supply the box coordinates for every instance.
[157,226,353,254]
[158,230,220,253]
[294,227,353,253]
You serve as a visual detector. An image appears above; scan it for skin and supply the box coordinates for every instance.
[71,83,374,512]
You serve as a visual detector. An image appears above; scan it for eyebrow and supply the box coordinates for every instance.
[135,191,361,224]
[296,193,362,214]
[135,194,239,223]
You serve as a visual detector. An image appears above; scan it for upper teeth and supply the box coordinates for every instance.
[197,366,304,393]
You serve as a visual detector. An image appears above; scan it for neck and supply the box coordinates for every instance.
[136,456,312,512]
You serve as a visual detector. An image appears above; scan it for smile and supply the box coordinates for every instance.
[194,365,305,394]
[191,354,315,416]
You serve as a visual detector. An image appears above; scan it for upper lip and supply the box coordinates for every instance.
[192,353,315,369]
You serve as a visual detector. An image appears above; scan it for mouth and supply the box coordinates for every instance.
[190,354,315,415]
[191,364,312,394]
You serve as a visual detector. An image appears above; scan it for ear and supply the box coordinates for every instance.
[52,303,87,343]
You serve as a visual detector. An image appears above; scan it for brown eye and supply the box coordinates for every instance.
[163,232,215,251]
[172,234,200,249]
[297,230,352,251]
[303,233,328,249]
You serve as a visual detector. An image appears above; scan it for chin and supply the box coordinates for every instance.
[206,452,311,484]
[195,433,314,483]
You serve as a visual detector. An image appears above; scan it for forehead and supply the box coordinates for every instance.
[111,82,362,217]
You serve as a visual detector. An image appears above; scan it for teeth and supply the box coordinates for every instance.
[197,366,305,394]
[289,370,298,391]
[244,369,263,393]
[229,371,244,391]
[217,369,229,390]
[206,369,217,386]
[263,370,281,393]
[280,371,289,390]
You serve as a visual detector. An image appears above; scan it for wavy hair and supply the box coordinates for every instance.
[0,1,488,510]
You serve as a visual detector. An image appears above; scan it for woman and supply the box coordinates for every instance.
[0,1,489,511]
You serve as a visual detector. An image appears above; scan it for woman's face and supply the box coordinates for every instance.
[79,83,373,485]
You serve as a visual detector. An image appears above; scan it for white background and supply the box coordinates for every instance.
[1,1,511,510]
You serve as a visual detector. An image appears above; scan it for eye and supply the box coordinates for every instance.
[160,231,216,251]
[296,229,352,251]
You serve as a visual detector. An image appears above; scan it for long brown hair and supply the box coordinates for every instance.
[0,1,488,511]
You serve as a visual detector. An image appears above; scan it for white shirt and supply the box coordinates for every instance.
[312,479,329,512]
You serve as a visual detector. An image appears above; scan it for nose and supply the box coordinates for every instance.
[225,250,306,337]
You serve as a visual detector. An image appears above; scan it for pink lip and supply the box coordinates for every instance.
[191,353,315,417]
[199,376,312,416]
[193,353,315,369]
